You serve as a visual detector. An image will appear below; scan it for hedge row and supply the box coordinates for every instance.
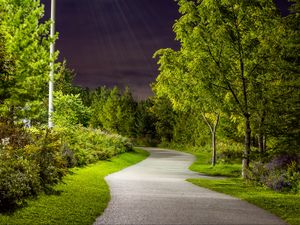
[0,123,132,212]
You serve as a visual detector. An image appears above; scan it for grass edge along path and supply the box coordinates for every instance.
[161,146,299,224]
[188,151,241,177]
[188,178,300,225]
[0,148,149,225]
[164,144,242,177]
[185,148,299,225]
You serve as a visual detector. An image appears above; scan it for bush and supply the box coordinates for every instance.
[55,126,132,167]
[0,125,66,212]
[0,155,41,211]
[249,155,300,193]
[0,122,31,149]
[0,122,132,212]
[217,140,243,163]
[24,130,67,189]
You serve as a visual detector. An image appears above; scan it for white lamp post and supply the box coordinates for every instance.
[48,0,56,128]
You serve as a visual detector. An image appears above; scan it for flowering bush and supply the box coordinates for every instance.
[249,155,300,193]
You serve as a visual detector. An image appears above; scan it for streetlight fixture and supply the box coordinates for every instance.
[48,0,56,128]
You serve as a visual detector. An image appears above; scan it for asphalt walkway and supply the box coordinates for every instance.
[94,147,287,225]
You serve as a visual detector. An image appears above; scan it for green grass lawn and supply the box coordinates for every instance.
[188,178,300,225]
[189,151,241,177]
[0,148,149,225]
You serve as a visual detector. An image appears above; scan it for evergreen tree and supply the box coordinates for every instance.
[0,0,58,124]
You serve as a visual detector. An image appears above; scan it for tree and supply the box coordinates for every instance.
[118,87,137,136]
[154,0,285,177]
[89,86,111,128]
[135,99,157,143]
[150,97,176,143]
[53,91,91,127]
[202,112,220,166]
[0,0,59,124]
[99,87,121,133]
[265,0,300,155]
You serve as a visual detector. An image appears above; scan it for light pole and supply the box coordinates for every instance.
[48,0,56,128]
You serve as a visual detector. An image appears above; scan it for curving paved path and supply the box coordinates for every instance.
[94,147,287,225]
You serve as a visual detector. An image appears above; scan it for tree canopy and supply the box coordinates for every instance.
[154,0,299,177]
[0,0,59,124]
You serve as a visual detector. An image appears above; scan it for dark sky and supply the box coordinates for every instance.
[42,0,180,99]
[41,0,291,99]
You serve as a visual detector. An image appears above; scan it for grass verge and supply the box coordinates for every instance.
[172,144,299,224]
[0,148,149,225]
[189,151,241,177]
[188,178,300,225]
[162,143,242,177]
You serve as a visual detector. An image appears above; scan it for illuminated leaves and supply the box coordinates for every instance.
[0,0,59,122]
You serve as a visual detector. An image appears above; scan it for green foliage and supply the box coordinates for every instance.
[55,126,132,167]
[89,86,137,137]
[218,140,243,163]
[133,99,157,145]
[153,0,300,176]
[53,91,91,127]
[0,0,59,123]
[150,97,175,142]
[0,156,41,211]
[89,86,111,128]
[24,129,67,189]
[248,156,300,193]
[55,62,77,95]
[0,121,132,212]
[0,149,149,225]
[190,147,241,177]
[0,121,30,148]
[118,87,137,136]
[0,123,67,211]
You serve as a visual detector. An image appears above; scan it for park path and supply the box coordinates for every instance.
[94,147,287,225]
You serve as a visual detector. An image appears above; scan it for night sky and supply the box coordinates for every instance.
[41,0,290,99]
[42,0,179,99]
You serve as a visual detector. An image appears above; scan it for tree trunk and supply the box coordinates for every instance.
[212,130,216,166]
[242,115,251,178]
[258,134,264,155]
[258,113,265,156]
[202,113,219,167]
[263,135,267,152]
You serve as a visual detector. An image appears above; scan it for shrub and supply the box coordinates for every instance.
[0,122,132,212]
[24,129,67,189]
[218,140,243,163]
[0,155,41,211]
[0,126,66,212]
[249,155,300,193]
[55,126,132,167]
[248,161,268,184]
[0,122,31,149]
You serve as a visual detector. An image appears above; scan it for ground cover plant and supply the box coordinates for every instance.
[0,148,148,225]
